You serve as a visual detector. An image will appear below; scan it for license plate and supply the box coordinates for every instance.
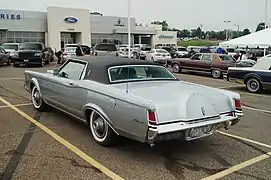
[189,125,214,138]
[24,59,28,62]
[163,55,166,57]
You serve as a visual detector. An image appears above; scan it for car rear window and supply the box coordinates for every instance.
[156,49,168,53]
[141,47,151,51]
[2,44,18,50]
[178,48,187,51]
[109,65,177,82]
[95,44,117,51]
[200,48,211,53]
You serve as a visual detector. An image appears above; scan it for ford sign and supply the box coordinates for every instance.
[64,17,78,23]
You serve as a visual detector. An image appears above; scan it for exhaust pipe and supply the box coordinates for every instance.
[224,121,232,130]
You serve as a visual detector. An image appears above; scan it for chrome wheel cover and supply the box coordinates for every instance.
[32,87,42,108]
[173,64,180,73]
[91,113,108,139]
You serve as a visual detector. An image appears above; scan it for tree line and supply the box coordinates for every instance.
[151,21,268,40]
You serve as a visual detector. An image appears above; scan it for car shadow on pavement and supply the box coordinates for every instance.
[29,106,268,180]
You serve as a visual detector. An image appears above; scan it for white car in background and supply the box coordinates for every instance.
[1,43,20,62]
[119,47,134,58]
[61,47,76,63]
[146,49,172,64]
[177,46,188,57]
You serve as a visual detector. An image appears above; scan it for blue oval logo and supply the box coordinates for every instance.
[64,17,78,23]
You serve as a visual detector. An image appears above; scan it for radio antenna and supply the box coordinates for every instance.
[126,0,131,93]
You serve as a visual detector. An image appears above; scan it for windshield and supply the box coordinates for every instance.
[95,44,117,51]
[19,43,43,50]
[2,44,18,50]
[178,48,187,51]
[109,65,177,82]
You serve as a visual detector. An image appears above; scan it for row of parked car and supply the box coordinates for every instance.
[0,42,54,67]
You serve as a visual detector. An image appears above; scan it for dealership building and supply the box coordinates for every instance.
[0,7,177,51]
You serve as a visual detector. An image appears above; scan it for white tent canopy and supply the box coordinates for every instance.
[219,28,271,48]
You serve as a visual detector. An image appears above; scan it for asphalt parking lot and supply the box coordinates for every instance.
[0,63,271,180]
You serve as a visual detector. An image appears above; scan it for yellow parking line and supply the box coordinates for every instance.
[217,131,271,149]
[0,77,23,80]
[201,151,271,180]
[0,103,32,109]
[0,96,124,180]
[217,85,243,89]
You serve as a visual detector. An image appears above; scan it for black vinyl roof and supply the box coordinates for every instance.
[71,56,161,84]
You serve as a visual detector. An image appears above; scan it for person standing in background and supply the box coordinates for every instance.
[75,43,84,56]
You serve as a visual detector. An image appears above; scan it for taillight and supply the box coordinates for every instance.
[234,99,242,111]
[148,110,157,125]
[63,53,68,56]
[155,54,161,56]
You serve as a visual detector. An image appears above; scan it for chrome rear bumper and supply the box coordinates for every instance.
[147,114,241,144]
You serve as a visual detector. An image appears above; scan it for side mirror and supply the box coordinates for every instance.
[53,69,59,76]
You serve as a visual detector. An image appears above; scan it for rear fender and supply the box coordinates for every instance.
[83,103,119,135]
[30,78,40,89]
[244,73,263,83]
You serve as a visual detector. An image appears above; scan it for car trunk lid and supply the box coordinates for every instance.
[112,81,234,124]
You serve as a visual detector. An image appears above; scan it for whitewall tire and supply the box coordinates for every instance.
[246,78,262,93]
[172,63,181,73]
[31,85,47,111]
[89,111,116,146]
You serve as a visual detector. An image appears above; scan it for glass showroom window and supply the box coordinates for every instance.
[5,31,45,43]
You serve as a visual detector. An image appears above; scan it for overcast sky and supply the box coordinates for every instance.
[1,0,270,32]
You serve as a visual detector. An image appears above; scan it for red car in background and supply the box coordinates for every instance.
[170,53,236,79]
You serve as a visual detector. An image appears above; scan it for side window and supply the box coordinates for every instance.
[0,48,4,53]
[191,54,202,60]
[201,54,212,61]
[58,61,86,80]
[212,54,221,63]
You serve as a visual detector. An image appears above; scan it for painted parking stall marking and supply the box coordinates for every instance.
[242,105,271,114]
[0,96,124,180]
[0,77,23,81]
[0,103,32,109]
[217,131,271,149]
[201,151,271,180]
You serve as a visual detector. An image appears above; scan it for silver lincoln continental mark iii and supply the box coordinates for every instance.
[24,56,243,146]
